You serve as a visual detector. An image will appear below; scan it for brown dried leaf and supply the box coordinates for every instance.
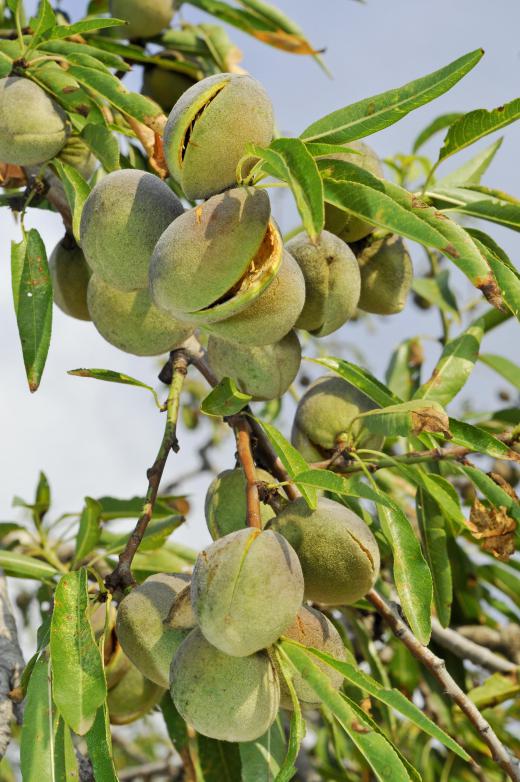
[411,405,451,438]
[251,29,319,55]
[466,498,516,561]
[0,162,26,189]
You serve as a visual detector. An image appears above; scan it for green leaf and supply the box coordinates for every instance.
[469,232,520,319]
[68,368,161,408]
[468,672,520,710]
[460,465,520,523]
[0,551,58,581]
[310,357,400,407]
[35,471,51,517]
[85,703,119,782]
[385,338,423,401]
[437,138,503,187]
[412,113,462,153]
[0,49,13,78]
[96,495,184,520]
[294,642,468,759]
[433,185,520,233]
[82,124,120,172]
[29,0,56,44]
[280,643,413,782]
[253,138,324,240]
[240,717,287,782]
[50,569,106,735]
[449,417,520,462]
[377,498,433,643]
[356,400,451,438]
[102,515,184,553]
[52,160,91,243]
[20,656,65,782]
[301,49,483,143]
[54,718,78,782]
[200,377,252,417]
[28,63,106,128]
[398,467,464,528]
[293,468,393,509]
[416,488,452,627]
[256,420,317,509]
[414,321,483,406]
[197,735,242,781]
[439,97,520,162]
[132,544,197,577]
[73,497,103,565]
[161,693,188,752]
[273,647,305,782]
[0,523,24,540]
[480,353,520,391]
[411,271,459,318]
[39,40,128,71]
[41,16,127,41]
[11,229,52,393]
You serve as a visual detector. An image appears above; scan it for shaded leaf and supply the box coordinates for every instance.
[85,703,119,782]
[416,488,452,627]
[197,735,242,781]
[20,656,64,782]
[200,377,252,417]
[411,271,459,317]
[161,692,188,752]
[256,420,317,509]
[385,338,423,401]
[439,97,520,162]
[0,551,58,581]
[73,497,103,565]
[11,229,52,393]
[50,569,106,735]
[240,717,287,782]
[68,368,161,408]
[274,647,305,782]
[82,124,120,172]
[52,159,91,243]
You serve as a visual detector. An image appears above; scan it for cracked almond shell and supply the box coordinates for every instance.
[286,230,360,337]
[191,528,304,657]
[150,186,283,324]
[268,497,380,605]
[357,233,413,315]
[170,628,280,742]
[163,73,274,200]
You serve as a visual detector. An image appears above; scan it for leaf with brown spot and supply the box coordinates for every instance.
[410,405,451,438]
[466,498,516,561]
[251,29,318,54]
[356,399,451,439]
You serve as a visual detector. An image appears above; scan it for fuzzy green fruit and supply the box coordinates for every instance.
[357,234,413,315]
[204,467,278,539]
[109,0,174,39]
[286,230,360,337]
[87,275,192,356]
[81,169,183,292]
[163,73,274,199]
[142,63,197,112]
[205,250,305,346]
[0,77,68,165]
[108,659,165,725]
[324,141,383,243]
[171,628,280,742]
[116,573,192,688]
[150,186,282,324]
[164,583,197,630]
[49,237,91,321]
[207,331,301,400]
[269,497,380,605]
[192,528,304,657]
[291,375,383,460]
[278,606,346,708]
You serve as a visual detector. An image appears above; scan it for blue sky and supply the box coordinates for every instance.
[1,0,519,551]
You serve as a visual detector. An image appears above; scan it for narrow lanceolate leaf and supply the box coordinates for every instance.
[0,551,58,581]
[468,673,520,710]
[161,693,189,752]
[29,0,56,44]
[449,418,520,462]
[398,467,464,528]
[274,647,305,782]
[200,377,252,417]
[52,160,91,243]
[412,112,462,153]
[469,232,520,319]
[11,230,52,393]
[480,353,520,391]
[252,138,324,240]
[197,735,242,782]
[437,138,503,187]
[73,497,103,565]
[240,717,287,782]
[294,642,468,760]
[438,97,520,162]
[311,357,400,407]
[294,469,393,509]
[85,703,119,782]
[414,321,483,406]
[82,124,120,172]
[433,185,520,233]
[280,643,413,782]
[50,569,106,735]
[411,271,459,318]
[385,338,423,401]
[377,499,433,643]
[68,368,161,408]
[40,16,127,41]
[20,656,66,782]
[416,488,452,627]
[300,49,483,143]
[257,420,317,509]
[356,400,451,439]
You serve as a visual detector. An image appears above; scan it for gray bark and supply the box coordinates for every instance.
[0,572,25,760]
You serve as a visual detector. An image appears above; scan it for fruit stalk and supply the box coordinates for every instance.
[231,416,262,529]
[105,348,189,593]
[368,589,520,782]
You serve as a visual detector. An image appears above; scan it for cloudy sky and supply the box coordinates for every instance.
[1,0,519,554]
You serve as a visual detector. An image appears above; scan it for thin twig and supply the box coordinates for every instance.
[0,573,25,760]
[105,349,189,593]
[230,416,262,529]
[431,618,518,674]
[368,589,520,782]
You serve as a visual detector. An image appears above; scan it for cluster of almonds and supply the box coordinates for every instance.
[0,68,413,401]
[113,488,380,741]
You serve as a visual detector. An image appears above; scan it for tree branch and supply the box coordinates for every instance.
[0,573,25,761]
[230,416,262,529]
[368,589,520,782]
[105,349,189,593]
[431,617,518,674]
